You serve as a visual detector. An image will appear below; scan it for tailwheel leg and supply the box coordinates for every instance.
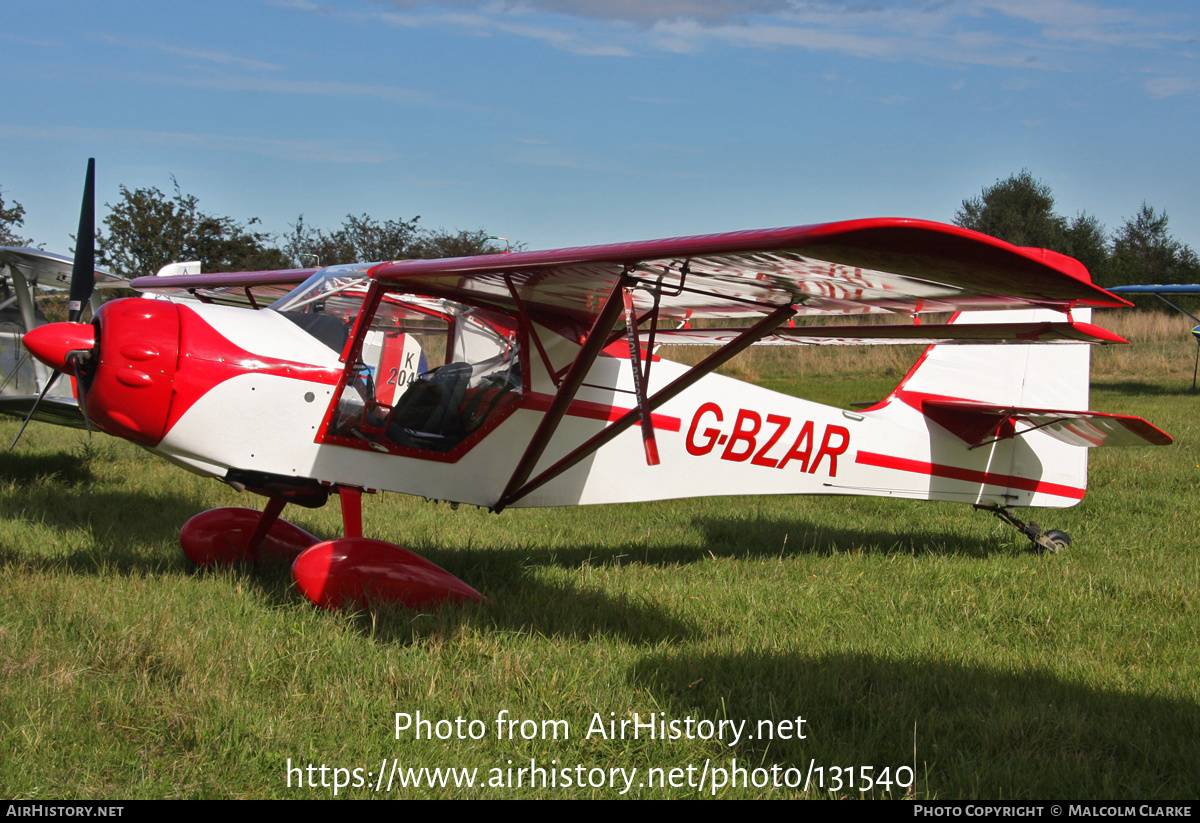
[975,504,1072,553]
[180,502,320,566]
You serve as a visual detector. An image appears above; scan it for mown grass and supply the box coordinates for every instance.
[0,312,1197,799]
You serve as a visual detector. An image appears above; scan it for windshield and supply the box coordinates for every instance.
[269,265,373,320]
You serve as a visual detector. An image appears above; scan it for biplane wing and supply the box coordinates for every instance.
[0,246,124,427]
[0,246,124,291]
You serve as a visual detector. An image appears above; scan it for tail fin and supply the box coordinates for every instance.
[866,308,1096,508]
[891,307,1091,411]
[864,307,1169,508]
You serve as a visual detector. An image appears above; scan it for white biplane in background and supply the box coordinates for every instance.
[0,246,122,430]
[22,161,1172,610]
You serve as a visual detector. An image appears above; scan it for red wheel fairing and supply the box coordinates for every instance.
[181,507,320,566]
[291,538,485,610]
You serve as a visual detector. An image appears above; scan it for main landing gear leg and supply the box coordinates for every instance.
[975,504,1072,553]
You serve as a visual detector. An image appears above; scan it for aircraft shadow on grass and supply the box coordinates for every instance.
[628,650,1200,798]
[0,456,217,575]
[691,515,1000,559]
[315,512,1002,645]
[1091,379,1199,397]
[0,474,698,644]
[0,466,1005,644]
[0,449,96,486]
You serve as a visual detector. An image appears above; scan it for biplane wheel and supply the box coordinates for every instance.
[1042,529,1072,553]
[180,507,320,566]
[291,538,485,611]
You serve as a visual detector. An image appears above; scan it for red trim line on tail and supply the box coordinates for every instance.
[854,450,1085,500]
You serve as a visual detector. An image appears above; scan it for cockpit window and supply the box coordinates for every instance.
[318,284,523,459]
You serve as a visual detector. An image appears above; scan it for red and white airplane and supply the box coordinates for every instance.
[22,162,1172,610]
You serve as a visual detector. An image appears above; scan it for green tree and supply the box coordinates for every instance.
[1062,212,1111,278]
[282,213,422,268]
[412,228,508,259]
[956,170,1113,283]
[97,179,288,278]
[0,187,33,246]
[955,170,1068,249]
[1104,203,1200,287]
[283,216,508,267]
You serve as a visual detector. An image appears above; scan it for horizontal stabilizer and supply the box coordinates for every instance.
[920,399,1173,448]
[657,321,1127,347]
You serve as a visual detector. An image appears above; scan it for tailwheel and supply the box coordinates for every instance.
[1040,529,1072,553]
[180,507,320,566]
[975,504,1071,554]
[291,537,485,610]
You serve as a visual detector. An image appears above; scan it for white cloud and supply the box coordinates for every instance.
[96,34,285,72]
[321,1,1200,85]
[1145,76,1195,98]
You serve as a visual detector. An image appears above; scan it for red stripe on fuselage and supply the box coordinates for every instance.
[524,392,681,432]
[854,450,1085,500]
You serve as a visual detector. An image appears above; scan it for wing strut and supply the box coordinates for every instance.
[622,288,658,465]
[495,303,796,511]
[497,276,631,507]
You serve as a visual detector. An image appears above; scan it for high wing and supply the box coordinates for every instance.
[131,219,1128,336]
[368,219,1126,320]
[1108,285,1200,294]
[1108,284,1200,329]
[652,321,1127,346]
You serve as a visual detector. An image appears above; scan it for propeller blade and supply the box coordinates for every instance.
[8,371,61,451]
[67,158,95,323]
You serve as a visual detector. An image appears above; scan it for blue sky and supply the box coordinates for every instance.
[3,0,1198,262]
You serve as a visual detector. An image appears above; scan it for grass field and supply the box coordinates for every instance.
[1,312,1197,799]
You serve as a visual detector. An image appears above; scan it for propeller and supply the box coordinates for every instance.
[68,158,96,323]
[9,159,97,450]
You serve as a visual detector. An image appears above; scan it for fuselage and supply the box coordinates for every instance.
[23,295,1089,511]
